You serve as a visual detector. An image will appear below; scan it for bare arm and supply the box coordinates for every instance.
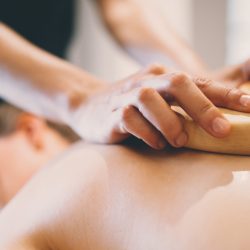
[98,0,208,75]
[1,23,250,149]
[99,0,250,85]
[0,22,105,121]
[0,23,104,93]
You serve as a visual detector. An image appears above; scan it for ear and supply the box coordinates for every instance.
[16,114,48,150]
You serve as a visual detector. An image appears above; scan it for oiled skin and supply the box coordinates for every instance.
[1,143,250,250]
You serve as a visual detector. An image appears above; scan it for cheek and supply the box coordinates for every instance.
[0,135,43,172]
[0,141,19,204]
[0,138,33,177]
[0,142,14,169]
[0,147,20,189]
[0,138,36,205]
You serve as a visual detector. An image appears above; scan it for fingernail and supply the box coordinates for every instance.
[240,95,250,107]
[175,132,188,147]
[212,117,231,135]
[158,139,167,149]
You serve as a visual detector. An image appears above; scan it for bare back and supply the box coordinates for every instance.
[1,143,250,250]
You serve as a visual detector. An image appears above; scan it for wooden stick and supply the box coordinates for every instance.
[173,83,250,155]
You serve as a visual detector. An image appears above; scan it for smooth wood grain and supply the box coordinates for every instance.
[173,83,250,155]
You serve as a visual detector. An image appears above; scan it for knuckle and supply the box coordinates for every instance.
[197,102,215,121]
[147,63,166,74]
[193,77,213,89]
[121,105,135,122]
[137,87,156,103]
[225,88,242,99]
[224,88,234,99]
[169,72,189,89]
[224,88,242,101]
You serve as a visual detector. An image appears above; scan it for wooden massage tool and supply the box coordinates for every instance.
[173,83,250,155]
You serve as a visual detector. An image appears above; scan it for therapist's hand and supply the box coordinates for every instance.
[212,59,250,88]
[71,64,250,149]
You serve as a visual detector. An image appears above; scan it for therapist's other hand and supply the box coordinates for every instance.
[212,59,250,88]
[72,64,250,150]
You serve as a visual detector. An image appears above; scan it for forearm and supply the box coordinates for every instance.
[0,23,105,122]
[99,0,208,75]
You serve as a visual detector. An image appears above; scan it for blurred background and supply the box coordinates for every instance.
[68,0,250,81]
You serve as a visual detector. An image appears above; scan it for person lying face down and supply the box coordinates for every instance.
[1,136,250,248]
[0,102,79,207]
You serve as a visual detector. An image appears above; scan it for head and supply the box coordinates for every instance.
[0,102,79,207]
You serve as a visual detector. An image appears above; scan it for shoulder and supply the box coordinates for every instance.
[0,143,109,250]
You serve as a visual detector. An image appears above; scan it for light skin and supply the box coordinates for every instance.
[0,113,69,207]
[1,24,250,150]
[99,0,208,75]
[1,143,250,250]
[98,0,250,81]
[2,3,250,247]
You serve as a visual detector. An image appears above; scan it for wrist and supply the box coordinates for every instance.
[31,56,106,106]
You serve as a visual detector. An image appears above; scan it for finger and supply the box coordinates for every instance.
[166,73,231,138]
[242,59,250,81]
[133,64,167,80]
[118,64,167,91]
[193,77,250,112]
[128,88,188,148]
[145,63,167,75]
[116,105,167,149]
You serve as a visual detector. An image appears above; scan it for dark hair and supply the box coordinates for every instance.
[0,101,80,143]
